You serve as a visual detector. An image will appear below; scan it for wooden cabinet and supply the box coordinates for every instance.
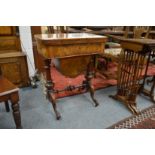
[0,26,30,87]
[0,52,29,87]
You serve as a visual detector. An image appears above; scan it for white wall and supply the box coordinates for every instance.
[19,26,35,77]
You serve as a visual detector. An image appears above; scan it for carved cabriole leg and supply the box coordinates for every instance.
[5,101,10,112]
[11,92,22,129]
[44,59,61,120]
[85,57,99,107]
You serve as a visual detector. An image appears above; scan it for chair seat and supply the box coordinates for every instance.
[105,42,121,48]
[101,48,122,62]
[104,48,122,56]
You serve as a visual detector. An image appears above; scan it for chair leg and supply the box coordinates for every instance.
[5,101,10,112]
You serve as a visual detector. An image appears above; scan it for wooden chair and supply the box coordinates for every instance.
[0,71,22,129]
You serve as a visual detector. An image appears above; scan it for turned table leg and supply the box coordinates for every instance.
[44,59,61,120]
[11,103,22,129]
[10,92,22,129]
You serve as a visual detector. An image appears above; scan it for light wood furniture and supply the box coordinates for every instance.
[110,38,155,114]
[0,75,22,129]
[35,33,107,120]
[0,26,29,87]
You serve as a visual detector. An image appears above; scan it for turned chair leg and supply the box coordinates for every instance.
[5,101,10,112]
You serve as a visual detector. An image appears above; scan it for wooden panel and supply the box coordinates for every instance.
[1,62,21,85]
[0,36,21,52]
[0,53,30,87]
[0,26,16,36]
[55,56,91,77]
[121,42,143,52]
[38,42,104,58]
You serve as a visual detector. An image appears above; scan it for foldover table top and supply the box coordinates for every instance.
[35,33,107,58]
[35,33,107,45]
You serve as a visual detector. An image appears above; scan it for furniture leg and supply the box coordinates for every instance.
[44,59,61,120]
[11,102,22,129]
[5,101,10,112]
[49,94,61,120]
[85,58,99,107]
[140,53,151,91]
[149,76,155,103]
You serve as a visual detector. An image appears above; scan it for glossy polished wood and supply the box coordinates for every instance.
[35,33,107,58]
[0,76,22,129]
[35,33,107,120]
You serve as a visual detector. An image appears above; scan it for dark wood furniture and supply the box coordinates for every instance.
[0,75,22,129]
[110,38,155,114]
[35,33,107,120]
[0,26,29,87]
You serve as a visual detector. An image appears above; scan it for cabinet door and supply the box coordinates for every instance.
[0,56,29,87]
[0,61,22,85]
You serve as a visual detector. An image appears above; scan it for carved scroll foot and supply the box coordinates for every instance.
[11,103,22,129]
[49,94,61,120]
[109,94,139,115]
